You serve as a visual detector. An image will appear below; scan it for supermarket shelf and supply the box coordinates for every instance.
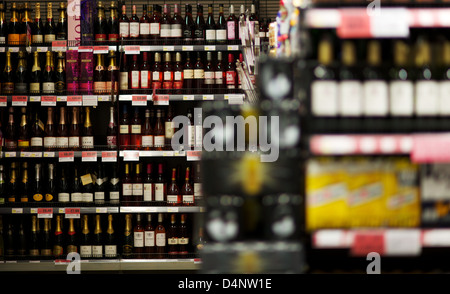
[118,93,245,104]
[0,150,118,162]
[0,258,201,272]
[0,206,119,215]
[120,44,242,54]
[120,150,201,161]
[119,206,204,213]
[0,94,115,106]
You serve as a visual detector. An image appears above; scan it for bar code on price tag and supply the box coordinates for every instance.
[38,208,53,219]
[65,208,81,219]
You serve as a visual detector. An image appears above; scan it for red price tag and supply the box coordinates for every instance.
[337,9,371,39]
[77,46,93,52]
[102,151,117,162]
[123,150,140,161]
[12,96,27,106]
[41,96,57,106]
[187,150,202,161]
[125,46,140,54]
[411,134,450,163]
[0,96,6,107]
[93,46,109,54]
[65,208,81,219]
[67,95,82,106]
[37,208,53,219]
[153,95,169,106]
[52,40,67,51]
[59,151,75,162]
[351,231,385,257]
[132,95,148,106]
[82,151,97,162]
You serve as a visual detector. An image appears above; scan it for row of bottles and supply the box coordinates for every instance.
[0,160,202,206]
[0,2,67,46]
[311,33,450,118]
[0,213,204,260]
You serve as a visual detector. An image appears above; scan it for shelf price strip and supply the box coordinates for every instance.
[102,151,117,162]
[59,151,74,162]
[37,208,53,219]
[82,151,98,162]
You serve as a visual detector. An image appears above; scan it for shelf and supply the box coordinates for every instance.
[0,206,119,215]
[120,150,201,161]
[0,258,201,272]
[0,94,115,106]
[119,93,245,105]
[119,206,204,213]
[120,44,242,54]
[0,150,118,162]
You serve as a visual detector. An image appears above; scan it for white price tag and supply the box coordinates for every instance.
[123,150,140,161]
[57,96,67,102]
[163,46,174,51]
[59,151,75,162]
[29,96,41,102]
[227,45,239,51]
[385,229,421,256]
[44,152,56,158]
[5,152,17,158]
[202,95,214,100]
[67,96,83,106]
[226,94,244,105]
[204,45,216,51]
[183,95,195,101]
[12,96,27,107]
[186,150,202,161]
[182,46,193,51]
[0,96,6,107]
[167,207,179,212]
[12,208,23,214]
[97,95,111,102]
[96,207,108,213]
[370,8,409,38]
[83,95,98,106]
[37,208,53,219]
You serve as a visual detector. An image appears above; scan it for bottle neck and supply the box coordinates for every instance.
[47,4,53,20]
[72,108,78,125]
[55,216,62,233]
[47,108,54,124]
[82,216,89,234]
[59,108,66,124]
[68,219,75,234]
[95,216,102,234]
[107,215,114,234]
[84,108,92,128]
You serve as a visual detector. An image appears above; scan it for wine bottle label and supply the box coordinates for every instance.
[109,191,120,201]
[174,80,183,89]
[168,237,178,245]
[195,125,203,147]
[183,195,194,204]
[131,71,140,88]
[134,232,144,247]
[58,192,70,202]
[71,192,82,202]
[94,81,107,92]
[173,71,182,81]
[119,71,128,90]
[259,31,265,38]
[82,136,94,148]
[144,183,153,201]
[156,233,166,246]
[142,135,154,147]
[205,71,215,84]
[15,83,27,93]
[145,231,155,247]
[311,80,338,116]
[94,191,105,201]
[131,125,141,134]
[120,125,129,134]
[42,82,55,92]
[188,126,195,146]
[165,121,174,139]
[29,249,40,256]
[57,137,69,148]
[53,245,63,257]
[215,71,223,84]
[339,80,363,117]
[92,245,103,257]
[44,34,56,43]
[18,140,30,148]
[123,183,133,196]
[32,35,43,43]
[171,24,182,38]
[167,195,179,204]
[178,237,189,245]
[107,135,117,147]
[41,249,52,256]
[194,69,205,79]
[160,24,171,37]
[194,29,204,39]
[31,137,43,147]
[415,80,439,116]
[109,33,119,41]
[152,71,161,81]
[82,192,93,202]
[226,71,236,87]
[80,245,92,258]
[30,82,40,92]
[45,193,54,201]
[194,183,203,197]
[69,136,80,148]
[33,193,43,202]
[95,34,107,41]
[140,23,150,35]
[184,69,194,79]
[141,71,149,88]
[132,183,143,196]
[105,245,117,257]
[154,136,165,147]
[389,80,414,116]
[205,29,216,41]
[154,183,164,201]
[439,81,450,115]
[130,23,140,38]
[164,71,172,81]
[2,83,14,93]
[216,29,227,41]
[227,21,235,40]
[363,80,389,117]
[150,23,160,35]
[119,23,129,37]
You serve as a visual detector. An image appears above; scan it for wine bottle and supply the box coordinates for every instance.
[71,165,82,203]
[171,4,183,41]
[17,219,26,257]
[44,107,56,150]
[163,52,173,91]
[215,51,225,92]
[338,40,362,117]
[439,40,450,116]
[106,106,117,149]
[58,166,70,203]
[119,53,129,91]
[134,214,145,258]
[155,213,166,258]
[29,215,40,258]
[4,107,17,151]
[140,52,150,89]
[69,107,81,150]
[109,165,120,205]
[152,52,163,90]
[2,51,14,95]
[130,54,140,90]
[82,107,94,149]
[181,167,194,206]
[45,163,56,202]
[106,50,119,94]
[42,51,55,94]
[178,214,189,257]
[5,221,14,258]
[18,107,30,151]
[53,215,64,259]
[167,214,178,258]
[238,5,246,40]
[15,50,28,94]
[154,109,165,150]
[205,4,216,44]
[227,5,238,41]
[122,163,133,206]
[19,162,29,203]
[44,2,56,43]
[149,4,160,40]
[142,109,153,150]
[167,168,180,206]
[92,215,103,258]
[173,52,183,93]
[165,106,175,150]
[30,51,42,94]
[32,163,43,202]
[216,4,227,44]
[0,3,6,45]
[81,165,94,203]
[205,51,215,92]
[139,4,151,40]
[225,53,237,89]
[119,4,129,39]
[104,214,117,258]
[80,215,92,259]
[144,214,155,257]
[248,4,258,39]
[108,1,119,41]
[133,163,144,205]
[194,4,205,44]
[30,111,44,151]
[0,165,5,205]
[7,162,18,203]
[130,107,142,149]
[94,54,107,94]
[123,214,133,258]
[56,2,67,41]
[32,3,44,44]
[95,164,106,205]
[57,107,69,150]
[183,52,194,91]
[8,2,20,45]
[194,52,205,92]
[95,1,108,42]
[66,218,78,254]
[120,104,131,149]
[143,163,154,203]
[154,163,166,203]
[183,4,195,43]
[129,5,140,40]
[187,108,195,150]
